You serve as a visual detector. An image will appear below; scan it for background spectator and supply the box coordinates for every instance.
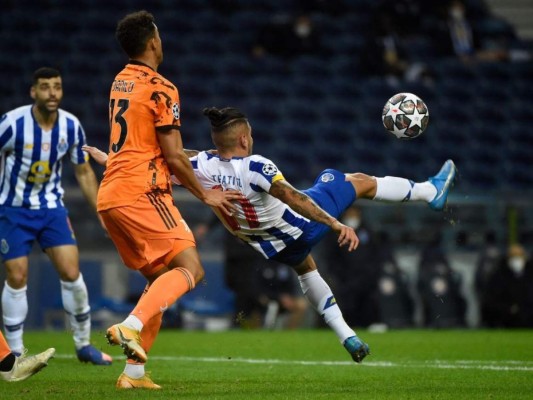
[252,13,325,59]
[482,243,533,327]
[376,233,414,328]
[417,233,467,328]
[324,206,381,327]
[359,9,434,87]
[224,232,308,330]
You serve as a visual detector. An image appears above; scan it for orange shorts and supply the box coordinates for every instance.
[100,191,195,275]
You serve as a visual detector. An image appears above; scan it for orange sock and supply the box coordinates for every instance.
[0,333,11,361]
[141,313,163,354]
[131,268,195,325]
[131,286,163,355]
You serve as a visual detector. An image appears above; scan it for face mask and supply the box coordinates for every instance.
[295,24,311,38]
[342,217,360,229]
[508,257,526,274]
[450,7,464,20]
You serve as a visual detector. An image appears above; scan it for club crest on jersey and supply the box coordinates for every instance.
[57,138,68,153]
[262,163,278,176]
[1,239,9,254]
[172,102,180,120]
[320,173,335,183]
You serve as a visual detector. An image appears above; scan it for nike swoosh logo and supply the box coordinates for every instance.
[160,303,169,313]
[433,165,456,202]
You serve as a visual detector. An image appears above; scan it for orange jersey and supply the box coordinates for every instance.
[97,61,181,211]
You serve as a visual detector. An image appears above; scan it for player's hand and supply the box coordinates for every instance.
[331,220,359,252]
[203,188,243,216]
[82,145,108,166]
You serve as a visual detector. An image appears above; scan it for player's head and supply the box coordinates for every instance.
[116,10,163,65]
[203,107,253,156]
[30,67,63,114]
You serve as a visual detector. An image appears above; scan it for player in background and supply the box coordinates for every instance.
[0,67,112,366]
[99,11,242,389]
[84,106,457,365]
[0,331,55,382]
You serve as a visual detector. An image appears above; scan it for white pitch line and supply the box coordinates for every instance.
[55,354,533,372]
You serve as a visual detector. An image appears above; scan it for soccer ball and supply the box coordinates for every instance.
[382,93,429,139]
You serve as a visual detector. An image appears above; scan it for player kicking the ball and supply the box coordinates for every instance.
[84,107,456,366]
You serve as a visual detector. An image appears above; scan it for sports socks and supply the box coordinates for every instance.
[298,270,355,343]
[130,268,195,326]
[60,273,91,349]
[374,176,437,202]
[1,282,28,354]
[124,361,145,379]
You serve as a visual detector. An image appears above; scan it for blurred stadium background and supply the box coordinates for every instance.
[1,0,532,331]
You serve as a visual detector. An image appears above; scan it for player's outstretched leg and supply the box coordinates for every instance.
[348,159,457,211]
[0,348,55,382]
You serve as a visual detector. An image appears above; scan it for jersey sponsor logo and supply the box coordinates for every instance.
[262,163,278,176]
[320,172,335,183]
[172,102,180,120]
[28,160,51,183]
[1,239,9,254]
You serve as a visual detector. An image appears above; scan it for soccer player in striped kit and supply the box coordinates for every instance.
[0,67,112,365]
[85,107,457,367]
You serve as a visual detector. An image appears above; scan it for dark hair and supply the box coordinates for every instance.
[116,10,156,58]
[32,67,61,85]
[203,107,248,132]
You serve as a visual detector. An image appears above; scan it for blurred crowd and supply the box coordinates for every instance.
[193,205,533,331]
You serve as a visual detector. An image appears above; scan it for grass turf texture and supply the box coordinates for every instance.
[2,329,531,399]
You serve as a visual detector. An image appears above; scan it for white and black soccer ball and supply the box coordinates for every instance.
[382,93,429,139]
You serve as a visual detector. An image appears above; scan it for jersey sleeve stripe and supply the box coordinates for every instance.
[0,125,13,148]
[156,124,180,132]
[249,183,265,193]
[4,117,27,206]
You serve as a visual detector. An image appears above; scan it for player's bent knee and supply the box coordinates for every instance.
[346,173,377,199]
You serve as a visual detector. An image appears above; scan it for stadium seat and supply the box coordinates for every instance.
[290,56,329,78]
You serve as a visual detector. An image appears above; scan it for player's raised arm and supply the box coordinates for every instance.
[82,145,108,166]
[269,179,359,251]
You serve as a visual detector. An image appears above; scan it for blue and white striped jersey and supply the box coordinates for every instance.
[0,105,87,209]
[185,151,311,259]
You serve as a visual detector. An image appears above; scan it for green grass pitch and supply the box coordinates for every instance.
[2,329,532,399]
